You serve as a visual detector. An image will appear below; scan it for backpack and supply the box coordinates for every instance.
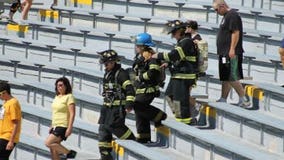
[196,40,208,74]
[158,65,166,88]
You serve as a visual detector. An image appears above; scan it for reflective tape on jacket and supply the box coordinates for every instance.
[136,86,159,94]
[103,100,126,107]
[142,72,149,80]
[163,52,170,61]
[185,56,196,62]
[149,64,160,71]
[175,46,186,60]
[126,96,135,102]
[172,73,196,79]
[122,80,131,90]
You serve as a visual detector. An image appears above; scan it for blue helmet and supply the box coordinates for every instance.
[135,33,155,47]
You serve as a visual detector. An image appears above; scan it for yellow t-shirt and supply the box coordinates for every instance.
[0,98,22,143]
[51,94,75,127]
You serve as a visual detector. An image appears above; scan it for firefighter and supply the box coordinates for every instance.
[97,49,136,160]
[152,20,198,125]
[132,33,167,143]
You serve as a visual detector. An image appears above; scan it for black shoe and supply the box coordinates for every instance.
[66,150,77,159]
[136,138,151,144]
[154,121,162,127]
[101,152,113,160]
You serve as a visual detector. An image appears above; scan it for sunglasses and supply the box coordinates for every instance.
[57,83,64,87]
[0,90,6,96]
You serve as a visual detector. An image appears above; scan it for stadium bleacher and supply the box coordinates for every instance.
[0,0,284,159]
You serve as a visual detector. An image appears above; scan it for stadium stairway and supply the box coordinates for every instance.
[0,0,284,159]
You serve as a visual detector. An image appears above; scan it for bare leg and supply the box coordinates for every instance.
[221,81,232,99]
[45,134,70,159]
[21,0,32,20]
[229,80,245,97]
[50,148,60,160]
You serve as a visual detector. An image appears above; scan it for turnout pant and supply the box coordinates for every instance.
[98,106,135,160]
[134,93,167,143]
[165,78,195,124]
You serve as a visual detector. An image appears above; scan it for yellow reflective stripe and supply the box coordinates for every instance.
[172,73,196,79]
[122,80,131,90]
[136,86,159,94]
[137,133,151,139]
[175,117,191,124]
[154,111,164,122]
[149,64,160,70]
[120,129,132,139]
[98,142,112,148]
[175,46,185,60]
[126,96,135,102]
[103,100,126,106]
[185,56,196,62]
[163,52,170,61]
[142,72,149,80]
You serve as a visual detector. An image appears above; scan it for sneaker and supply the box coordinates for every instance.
[66,150,77,159]
[238,100,251,108]
[192,103,202,118]
[8,19,18,25]
[50,3,57,10]
[216,98,227,103]
[18,20,28,25]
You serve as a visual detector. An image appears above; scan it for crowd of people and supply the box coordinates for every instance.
[0,0,283,160]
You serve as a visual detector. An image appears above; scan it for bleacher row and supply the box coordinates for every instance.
[0,0,284,159]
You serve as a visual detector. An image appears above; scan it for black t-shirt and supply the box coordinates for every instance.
[217,9,244,56]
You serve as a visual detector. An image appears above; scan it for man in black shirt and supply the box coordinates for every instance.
[213,0,250,107]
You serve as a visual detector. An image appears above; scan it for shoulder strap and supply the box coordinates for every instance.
[114,68,121,86]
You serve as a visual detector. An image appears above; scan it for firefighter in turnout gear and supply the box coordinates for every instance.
[97,49,136,160]
[132,33,167,143]
[152,20,198,125]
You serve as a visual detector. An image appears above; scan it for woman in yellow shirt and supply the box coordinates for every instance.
[0,82,22,160]
[45,77,77,160]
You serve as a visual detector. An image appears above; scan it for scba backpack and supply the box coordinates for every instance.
[196,40,208,74]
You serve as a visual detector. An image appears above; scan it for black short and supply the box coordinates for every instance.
[49,126,67,141]
[0,139,16,159]
[218,55,244,81]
